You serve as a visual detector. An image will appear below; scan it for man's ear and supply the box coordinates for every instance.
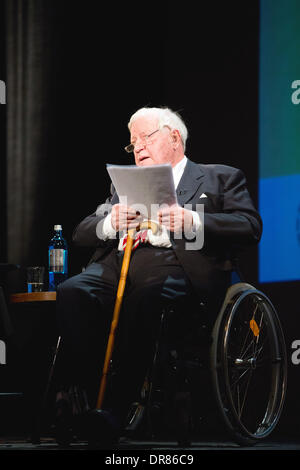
[171,129,181,147]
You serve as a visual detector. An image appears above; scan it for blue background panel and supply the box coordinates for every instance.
[259,174,300,283]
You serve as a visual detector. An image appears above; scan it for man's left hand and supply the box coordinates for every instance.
[158,204,193,233]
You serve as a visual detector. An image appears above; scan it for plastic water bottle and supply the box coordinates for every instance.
[48,225,68,291]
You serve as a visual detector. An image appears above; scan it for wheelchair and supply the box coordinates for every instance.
[125,276,287,447]
[42,270,287,448]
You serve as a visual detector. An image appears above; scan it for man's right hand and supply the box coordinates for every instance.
[111,204,142,232]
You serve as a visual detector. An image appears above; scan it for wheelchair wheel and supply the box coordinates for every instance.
[210,284,287,446]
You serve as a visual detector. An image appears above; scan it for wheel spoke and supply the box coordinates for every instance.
[235,369,253,418]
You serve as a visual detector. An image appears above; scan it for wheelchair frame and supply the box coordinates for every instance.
[131,281,288,447]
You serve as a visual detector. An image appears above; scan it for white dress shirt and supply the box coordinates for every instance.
[102,156,202,250]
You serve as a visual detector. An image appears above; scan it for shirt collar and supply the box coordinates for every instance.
[172,155,187,188]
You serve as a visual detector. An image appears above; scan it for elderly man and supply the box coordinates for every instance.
[55,107,262,447]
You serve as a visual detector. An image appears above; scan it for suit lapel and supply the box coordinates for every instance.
[176,159,204,206]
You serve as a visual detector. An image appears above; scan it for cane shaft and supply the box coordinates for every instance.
[96,231,134,409]
[96,221,159,410]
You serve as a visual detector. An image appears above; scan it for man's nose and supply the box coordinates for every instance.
[134,139,146,152]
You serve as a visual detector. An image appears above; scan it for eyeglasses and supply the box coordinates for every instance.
[124,128,160,153]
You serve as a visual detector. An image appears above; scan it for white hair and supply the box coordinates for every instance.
[128,107,188,150]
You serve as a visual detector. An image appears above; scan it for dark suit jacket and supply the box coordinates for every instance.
[72,159,262,298]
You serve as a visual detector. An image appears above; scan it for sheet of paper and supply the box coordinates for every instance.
[106,164,177,221]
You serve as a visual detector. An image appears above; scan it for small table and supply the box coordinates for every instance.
[10,291,57,303]
[8,290,58,442]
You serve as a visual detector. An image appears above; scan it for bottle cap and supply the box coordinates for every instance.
[54,225,62,231]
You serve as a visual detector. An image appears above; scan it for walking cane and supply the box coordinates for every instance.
[96,219,159,410]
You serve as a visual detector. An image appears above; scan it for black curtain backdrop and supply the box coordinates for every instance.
[1,0,299,438]
[0,0,6,262]
[5,0,60,268]
[3,0,260,278]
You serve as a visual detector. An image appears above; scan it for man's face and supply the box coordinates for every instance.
[130,116,178,167]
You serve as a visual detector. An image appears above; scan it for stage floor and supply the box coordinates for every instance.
[0,436,299,452]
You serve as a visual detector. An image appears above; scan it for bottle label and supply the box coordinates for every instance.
[49,249,65,272]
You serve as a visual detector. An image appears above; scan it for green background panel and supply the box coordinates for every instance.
[259,0,300,178]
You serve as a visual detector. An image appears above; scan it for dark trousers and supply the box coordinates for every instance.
[55,245,201,422]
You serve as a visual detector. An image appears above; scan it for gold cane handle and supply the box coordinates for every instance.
[138,220,159,234]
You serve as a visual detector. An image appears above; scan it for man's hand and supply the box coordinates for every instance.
[111,204,142,232]
[158,204,193,233]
